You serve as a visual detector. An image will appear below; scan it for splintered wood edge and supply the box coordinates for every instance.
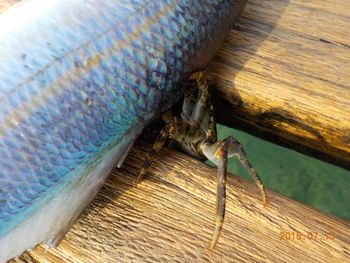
[13,139,350,262]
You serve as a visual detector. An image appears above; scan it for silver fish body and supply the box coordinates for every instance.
[0,0,246,261]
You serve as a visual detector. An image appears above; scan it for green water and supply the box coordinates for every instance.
[212,124,350,221]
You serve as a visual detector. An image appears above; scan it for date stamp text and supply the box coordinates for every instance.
[280,231,335,241]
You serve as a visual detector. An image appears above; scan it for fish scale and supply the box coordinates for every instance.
[0,0,246,261]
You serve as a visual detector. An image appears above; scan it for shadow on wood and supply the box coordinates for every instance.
[2,0,349,262]
[207,0,350,169]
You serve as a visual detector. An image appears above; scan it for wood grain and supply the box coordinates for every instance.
[207,0,350,168]
[11,139,350,262]
[1,0,350,262]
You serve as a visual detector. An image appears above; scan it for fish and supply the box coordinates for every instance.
[0,0,247,261]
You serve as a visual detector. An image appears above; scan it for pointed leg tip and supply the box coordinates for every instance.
[133,179,140,186]
[208,240,217,251]
[263,199,268,208]
[135,165,150,185]
[262,189,268,207]
[134,172,145,186]
[134,175,143,186]
[209,221,223,251]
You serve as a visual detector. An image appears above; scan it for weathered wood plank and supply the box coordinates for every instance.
[207,0,350,168]
[13,139,350,262]
[1,0,350,262]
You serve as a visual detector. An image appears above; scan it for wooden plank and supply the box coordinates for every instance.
[207,0,350,168]
[12,139,350,262]
[1,0,349,262]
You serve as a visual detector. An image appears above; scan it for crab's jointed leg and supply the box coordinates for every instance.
[137,71,267,250]
[135,124,172,184]
[210,140,229,250]
[187,72,210,126]
[228,137,268,207]
[200,136,268,249]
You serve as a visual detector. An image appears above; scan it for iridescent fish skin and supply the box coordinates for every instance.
[0,0,246,260]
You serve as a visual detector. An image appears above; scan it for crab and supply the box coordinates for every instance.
[136,71,267,249]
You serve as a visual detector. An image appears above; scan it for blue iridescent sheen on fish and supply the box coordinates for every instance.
[0,0,246,260]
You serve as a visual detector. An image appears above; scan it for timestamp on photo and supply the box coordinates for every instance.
[280,231,335,241]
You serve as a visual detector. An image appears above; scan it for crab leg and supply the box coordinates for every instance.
[227,136,267,206]
[202,136,267,205]
[185,72,217,142]
[201,136,267,249]
[138,70,267,250]
[209,140,229,250]
[181,84,197,123]
[135,124,172,184]
[188,72,210,126]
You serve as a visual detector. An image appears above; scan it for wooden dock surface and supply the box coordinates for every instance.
[1,0,350,262]
[14,140,350,262]
[208,0,350,168]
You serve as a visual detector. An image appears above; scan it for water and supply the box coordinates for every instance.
[211,124,350,221]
